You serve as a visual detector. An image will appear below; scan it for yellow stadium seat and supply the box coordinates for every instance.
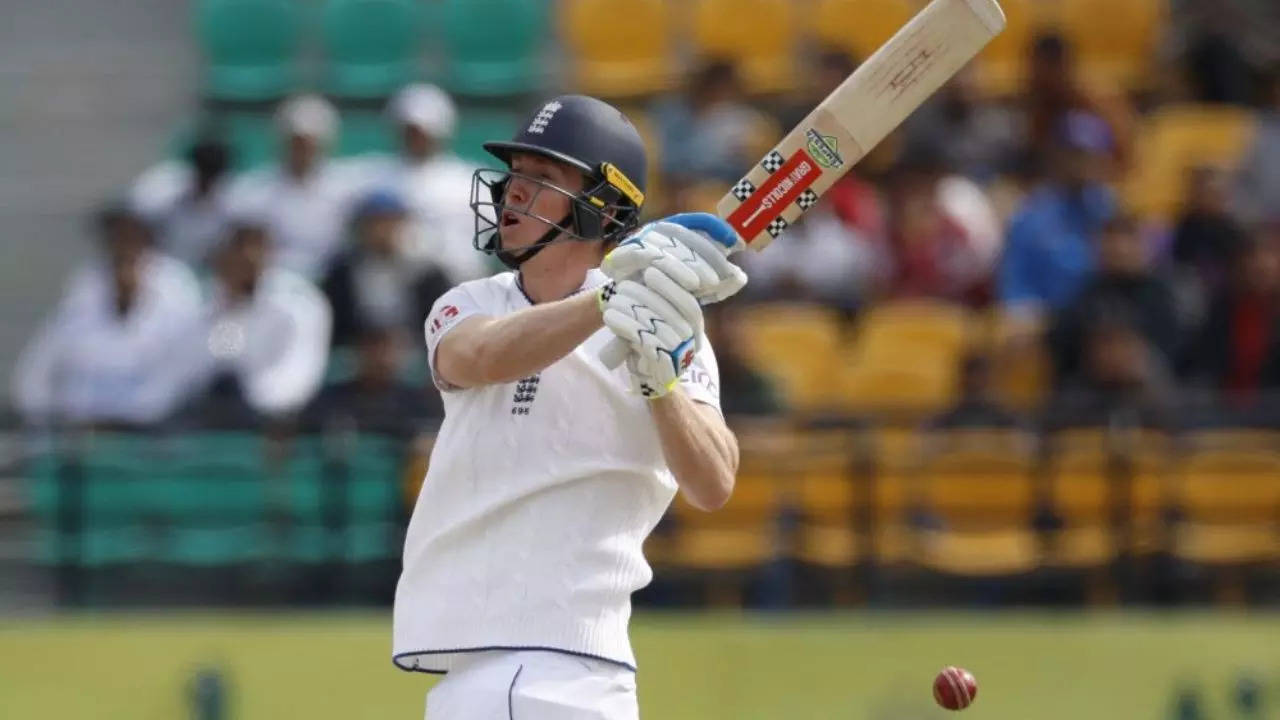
[841,354,959,415]
[1171,448,1280,566]
[870,426,918,565]
[737,303,845,413]
[792,429,864,568]
[1044,429,1172,568]
[984,309,1051,411]
[839,300,975,415]
[973,0,1037,96]
[690,0,799,94]
[1123,105,1258,222]
[649,424,787,572]
[1060,0,1163,90]
[808,0,915,62]
[562,0,676,98]
[908,432,1040,576]
[852,299,976,359]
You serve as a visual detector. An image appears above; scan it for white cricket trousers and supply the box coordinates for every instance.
[424,650,639,720]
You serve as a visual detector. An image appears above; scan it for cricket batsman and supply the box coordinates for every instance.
[392,94,749,718]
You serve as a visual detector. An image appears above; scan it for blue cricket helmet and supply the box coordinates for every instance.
[471,95,648,267]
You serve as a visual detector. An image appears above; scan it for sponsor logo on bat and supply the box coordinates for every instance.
[726,149,822,241]
[805,129,843,169]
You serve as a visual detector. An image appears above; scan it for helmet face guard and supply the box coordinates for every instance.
[469,161,644,268]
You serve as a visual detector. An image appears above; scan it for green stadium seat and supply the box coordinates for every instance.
[195,0,305,101]
[282,434,404,562]
[436,0,550,97]
[223,112,278,170]
[451,109,520,166]
[322,0,422,99]
[165,526,265,565]
[335,110,396,158]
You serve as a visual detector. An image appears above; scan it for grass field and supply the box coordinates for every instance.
[1,611,1276,719]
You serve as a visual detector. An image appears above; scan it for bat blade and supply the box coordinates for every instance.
[719,0,1005,251]
[599,0,1004,370]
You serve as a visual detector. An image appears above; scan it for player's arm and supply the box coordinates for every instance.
[435,292,603,388]
[649,390,739,511]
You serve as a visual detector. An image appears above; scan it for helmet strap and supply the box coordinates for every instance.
[495,212,573,270]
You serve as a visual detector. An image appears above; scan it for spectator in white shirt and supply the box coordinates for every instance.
[130,134,234,267]
[181,218,333,424]
[367,83,489,284]
[12,205,202,427]
[225,94,365,279]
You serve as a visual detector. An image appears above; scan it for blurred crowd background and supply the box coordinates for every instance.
[1,0,1279,618]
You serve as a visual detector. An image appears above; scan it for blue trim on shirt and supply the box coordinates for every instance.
[393,646,638,675]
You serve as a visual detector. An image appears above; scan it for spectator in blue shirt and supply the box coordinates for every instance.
[998,112,1117,319]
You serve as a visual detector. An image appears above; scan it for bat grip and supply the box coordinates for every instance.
[601,337,629,369]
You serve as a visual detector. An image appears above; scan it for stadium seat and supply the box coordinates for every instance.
[985,309,1050,411]
[561,0,675,99]
[690,0,800,95]
[652,424,786,573]
[736,303,845,414]
[808,0,917,63]
[1122,105,1258,222]
[1060,0,1163,90]
[870,426,918,565]
[321,0,422,99]
[223,111,278,170]
[972,0,1036,96]
[1044,429,1172,568]
[282,434,404,563]
[907,431,1040,576]
[194,0,305,101]
[840,300,975,416]
[436,0,550,97]
[792,429,864,568]
[1171,447,1280,566]
[335,110,396,157]
[450,108,521,166]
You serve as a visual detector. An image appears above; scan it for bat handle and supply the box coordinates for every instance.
[601,337,629,369]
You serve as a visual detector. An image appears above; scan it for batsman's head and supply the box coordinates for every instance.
[470,95,647,270]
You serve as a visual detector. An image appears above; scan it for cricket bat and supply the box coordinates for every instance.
[601,0,1005,368]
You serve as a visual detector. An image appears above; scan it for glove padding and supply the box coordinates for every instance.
[599,278,703,398]
[602,216,748,305]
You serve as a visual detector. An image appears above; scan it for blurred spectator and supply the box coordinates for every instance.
[306,324,442,436]
[179,219,332,424]
[322,189,452,348]
[901,64,1022,184]
[129,133,233,266]
[1183,227,1280,403]
[704,305,784,417]
[738,193,887,310]
[12,205,201,427]
[1049,215,1179,385]
[1022,33,1133,174]
[1173,166,1247,289]
[884,161,987,305]
[1233,70,1280,225]
[367,84,489,284]
[998,111,1117,318]
[1166,0,1280,104]
[928,353,1020,429]
[1170,166,1247,327]
[1045,315,1175,430]
[225,95,365,279]
[652,60,775,184]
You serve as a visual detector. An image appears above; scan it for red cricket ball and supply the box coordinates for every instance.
[933,666,978,711]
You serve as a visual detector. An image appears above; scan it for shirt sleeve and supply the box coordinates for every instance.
[423,284,487,392]
[679,333,721,414]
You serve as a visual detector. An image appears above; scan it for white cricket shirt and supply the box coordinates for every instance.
[393,269,720,674]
